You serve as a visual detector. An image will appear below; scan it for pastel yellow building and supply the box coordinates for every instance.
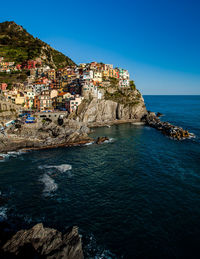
[15,92,25,105]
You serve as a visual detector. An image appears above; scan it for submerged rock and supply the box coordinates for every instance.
[96,136,109,144]
[1,223,84,259]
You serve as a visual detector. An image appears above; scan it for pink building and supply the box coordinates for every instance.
[16,64,22,70]
[41,77,49,84]
[0,83,8,91]
[27,60,37,69]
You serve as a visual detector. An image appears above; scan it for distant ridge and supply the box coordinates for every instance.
[0,21,75,68]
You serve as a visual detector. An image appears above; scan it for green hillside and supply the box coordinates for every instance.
[0,21,75,68]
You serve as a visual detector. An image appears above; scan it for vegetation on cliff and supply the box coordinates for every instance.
[0,21,75,68]
[104,87,142,107]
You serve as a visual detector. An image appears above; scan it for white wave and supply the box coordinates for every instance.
[0,150,27,162]
[0,206,7,222]
[189,133,196,139]
[85,234,116,259]
[7,151,21,156]
[132,122,145,125]
[39,164,72,173]
[84,141,95,146]
[103,138,115,144]
[0,153,9,162]
[40,174,58,197]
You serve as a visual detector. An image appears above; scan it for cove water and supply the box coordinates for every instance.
[0,95,200,258]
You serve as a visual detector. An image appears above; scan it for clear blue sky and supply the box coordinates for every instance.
[1,0,200,94]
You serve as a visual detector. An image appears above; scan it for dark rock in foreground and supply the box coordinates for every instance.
[1,223,83,259]
[143,112,192,140]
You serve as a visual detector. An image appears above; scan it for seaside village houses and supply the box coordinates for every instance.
[0,57,131,114]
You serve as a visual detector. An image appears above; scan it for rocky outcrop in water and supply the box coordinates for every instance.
[143,112,192,140]
[96,136,109,144]
[0,119,93,153]
[1,223,83,259]
[0,117,112,153]
[75,88,147,126]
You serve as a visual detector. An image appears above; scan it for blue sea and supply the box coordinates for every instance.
[0,95,200,258]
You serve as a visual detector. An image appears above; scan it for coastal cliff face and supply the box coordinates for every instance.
[75,87,147,126]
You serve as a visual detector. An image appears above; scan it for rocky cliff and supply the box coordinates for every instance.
[75,86,147,126]
[0,223,83,259]
[0,118,93,153]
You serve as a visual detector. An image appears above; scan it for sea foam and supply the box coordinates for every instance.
[84,141,95,146]
[0,150,27,162]
[39,164,72,173]
[0,206,7,222]
[40,174,58,197]
[103,138,115,144]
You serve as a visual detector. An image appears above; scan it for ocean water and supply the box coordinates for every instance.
[0,95,200,258]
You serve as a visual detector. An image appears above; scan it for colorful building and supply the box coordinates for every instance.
[39,90,52,110]
[0,83,8,91]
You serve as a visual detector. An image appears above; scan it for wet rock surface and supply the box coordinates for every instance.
[0,223,84,259]
[96,136,109,144]
[143,112,192,140]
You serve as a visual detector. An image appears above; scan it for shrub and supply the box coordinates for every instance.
[129,80,136,90]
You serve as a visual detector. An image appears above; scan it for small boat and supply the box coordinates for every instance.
[25,117,36,123]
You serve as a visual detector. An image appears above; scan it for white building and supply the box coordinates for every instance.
[82,70,94,80]
[119,79,130,88]
[93,71,102,82]
[70,95,84,113]
[82,80,102,99]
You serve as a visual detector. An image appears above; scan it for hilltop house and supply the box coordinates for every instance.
[93,71,102,82]
[81,80,102,100]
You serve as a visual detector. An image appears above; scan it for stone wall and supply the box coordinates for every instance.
[0,94,20,112]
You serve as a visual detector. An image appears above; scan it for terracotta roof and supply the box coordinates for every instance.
[58,92,66,96]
